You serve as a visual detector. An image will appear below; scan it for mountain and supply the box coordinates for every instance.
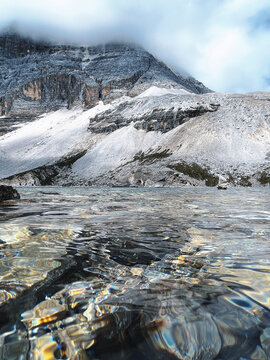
[0,31,209,120]
[0,31,269,187]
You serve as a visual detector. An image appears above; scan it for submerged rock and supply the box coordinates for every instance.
[0,225,78,330]
[0,185,20,202]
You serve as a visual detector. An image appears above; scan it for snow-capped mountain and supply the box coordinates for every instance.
[0,31,269,187]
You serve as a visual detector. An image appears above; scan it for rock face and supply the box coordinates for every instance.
[0,185,20,201]
[89,91,220,133]
[0,31,210,121]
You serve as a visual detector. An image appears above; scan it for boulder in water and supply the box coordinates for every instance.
[0,185,20,202]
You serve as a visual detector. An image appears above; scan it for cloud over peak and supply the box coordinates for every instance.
[1,0,270,93]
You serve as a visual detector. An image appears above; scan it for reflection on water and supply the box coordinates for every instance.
[0,187,269,359]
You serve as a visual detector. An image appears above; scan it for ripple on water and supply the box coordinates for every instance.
[0,187,269,359]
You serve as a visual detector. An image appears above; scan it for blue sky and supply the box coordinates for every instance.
[1,0,270,93]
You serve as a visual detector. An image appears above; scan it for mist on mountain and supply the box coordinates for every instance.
[1,0,270,92]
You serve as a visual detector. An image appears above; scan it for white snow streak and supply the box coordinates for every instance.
[137,86,190,98]
[0,102,111,179]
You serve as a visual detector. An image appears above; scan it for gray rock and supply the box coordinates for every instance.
[89,95,219,133]
[0,185,20,201]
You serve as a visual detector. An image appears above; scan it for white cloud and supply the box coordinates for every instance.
[1,0,270,92]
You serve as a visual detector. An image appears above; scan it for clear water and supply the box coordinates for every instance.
[0,187,269,359]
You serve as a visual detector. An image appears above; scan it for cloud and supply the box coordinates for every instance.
[1,0,270,92]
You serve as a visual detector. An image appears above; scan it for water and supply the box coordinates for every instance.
[0,187,269,359]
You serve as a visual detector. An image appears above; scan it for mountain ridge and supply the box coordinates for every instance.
[0,31,210,120]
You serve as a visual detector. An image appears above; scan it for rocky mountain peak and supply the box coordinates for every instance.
[0,30,211,117]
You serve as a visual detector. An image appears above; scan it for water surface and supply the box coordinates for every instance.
[0,187,269,359]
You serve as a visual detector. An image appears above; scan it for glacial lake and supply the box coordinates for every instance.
[0,186,269,359]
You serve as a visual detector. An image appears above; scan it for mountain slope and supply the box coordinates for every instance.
[1,89,269,187]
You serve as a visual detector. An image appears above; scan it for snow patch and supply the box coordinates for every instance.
[137,86,190,98]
